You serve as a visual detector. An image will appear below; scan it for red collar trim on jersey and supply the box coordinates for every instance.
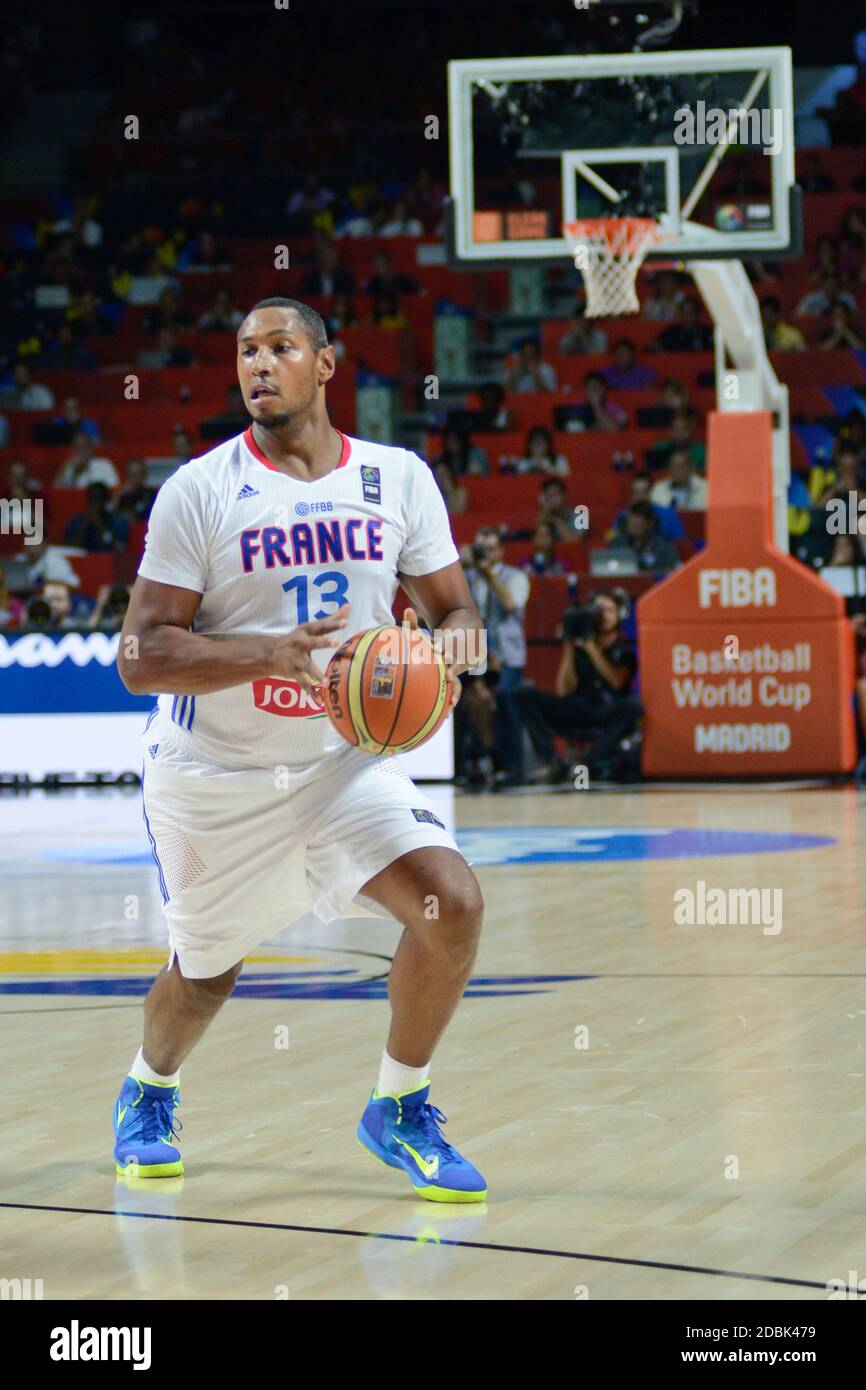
[335,430,351,469]
[243,426,352,474]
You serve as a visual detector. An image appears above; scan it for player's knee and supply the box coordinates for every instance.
[429,878,484,951]
[194,959,244,1000]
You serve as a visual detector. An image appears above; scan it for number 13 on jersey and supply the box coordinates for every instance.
[282,571,349,623]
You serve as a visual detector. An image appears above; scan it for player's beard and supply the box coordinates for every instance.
[255,376,319,436]
[256,409,292,432]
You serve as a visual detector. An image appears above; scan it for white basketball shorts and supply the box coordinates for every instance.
[140,728,461,979]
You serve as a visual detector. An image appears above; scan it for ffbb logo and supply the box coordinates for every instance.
[252,679,325,717]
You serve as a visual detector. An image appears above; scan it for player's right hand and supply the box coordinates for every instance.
[270,605,350,690]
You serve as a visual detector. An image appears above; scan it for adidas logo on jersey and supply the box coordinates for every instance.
[236,484,260,500]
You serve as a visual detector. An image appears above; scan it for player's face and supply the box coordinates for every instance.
[237,309,334,425]
[670,454,690,483]
[477,534,501,565]
[595,595,619,632]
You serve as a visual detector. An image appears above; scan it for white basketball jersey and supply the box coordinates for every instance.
[137,427,458,769]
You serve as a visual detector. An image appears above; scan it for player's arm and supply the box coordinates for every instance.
[398,560,486,680]
[476,561,519,612]
[118,575,348,695]
[555,638,578,696]
[578,636,632,693]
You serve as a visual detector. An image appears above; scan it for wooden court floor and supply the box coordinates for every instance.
[1,781,865,1301]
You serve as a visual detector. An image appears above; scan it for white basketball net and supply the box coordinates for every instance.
[564,218,663,317]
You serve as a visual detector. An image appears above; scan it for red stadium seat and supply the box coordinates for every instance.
[524,642,562,689]
[428,429,665,476]
[788,384,837,418]
[525,575,572,640]
[66,553,117,598]
[45,489,89,543]
[677,509,706,541]
[500,539,588,571]
[3,410,54,448]
[335,326,413,378]
[115,520,149,584]
[773,349,866,386]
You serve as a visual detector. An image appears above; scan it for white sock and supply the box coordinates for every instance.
[130,1047,179,1088]
[376,1048,430,1098]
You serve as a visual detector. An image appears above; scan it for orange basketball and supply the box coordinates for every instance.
[323,624,451,755]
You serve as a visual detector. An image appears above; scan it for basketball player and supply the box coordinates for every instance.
[113,298,488,1201]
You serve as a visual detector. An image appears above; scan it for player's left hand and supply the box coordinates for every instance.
[402,606,461,710]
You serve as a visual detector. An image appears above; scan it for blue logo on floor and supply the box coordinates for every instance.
[456,827,834,864]
[40,826,835,868]
[0,969,590,1001]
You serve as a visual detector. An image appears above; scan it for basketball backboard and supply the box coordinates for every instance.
[446,47,800,266]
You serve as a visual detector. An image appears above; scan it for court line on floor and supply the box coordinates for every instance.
[0,1200,827,1292]
[0,1002,142,1015]
[3,974,863,1013]
[3,972,864,1013]
[0,943,393,1014]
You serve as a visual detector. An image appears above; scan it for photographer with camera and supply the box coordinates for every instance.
[505,590,641,785]
[455,527,530,789]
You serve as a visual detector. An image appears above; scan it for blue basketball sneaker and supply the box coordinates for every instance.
[357,1083,487,1202]
[113,1075,183,1178]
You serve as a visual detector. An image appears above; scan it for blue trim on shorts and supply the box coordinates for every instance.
[170,695,195,732]
[140,764,169,905]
